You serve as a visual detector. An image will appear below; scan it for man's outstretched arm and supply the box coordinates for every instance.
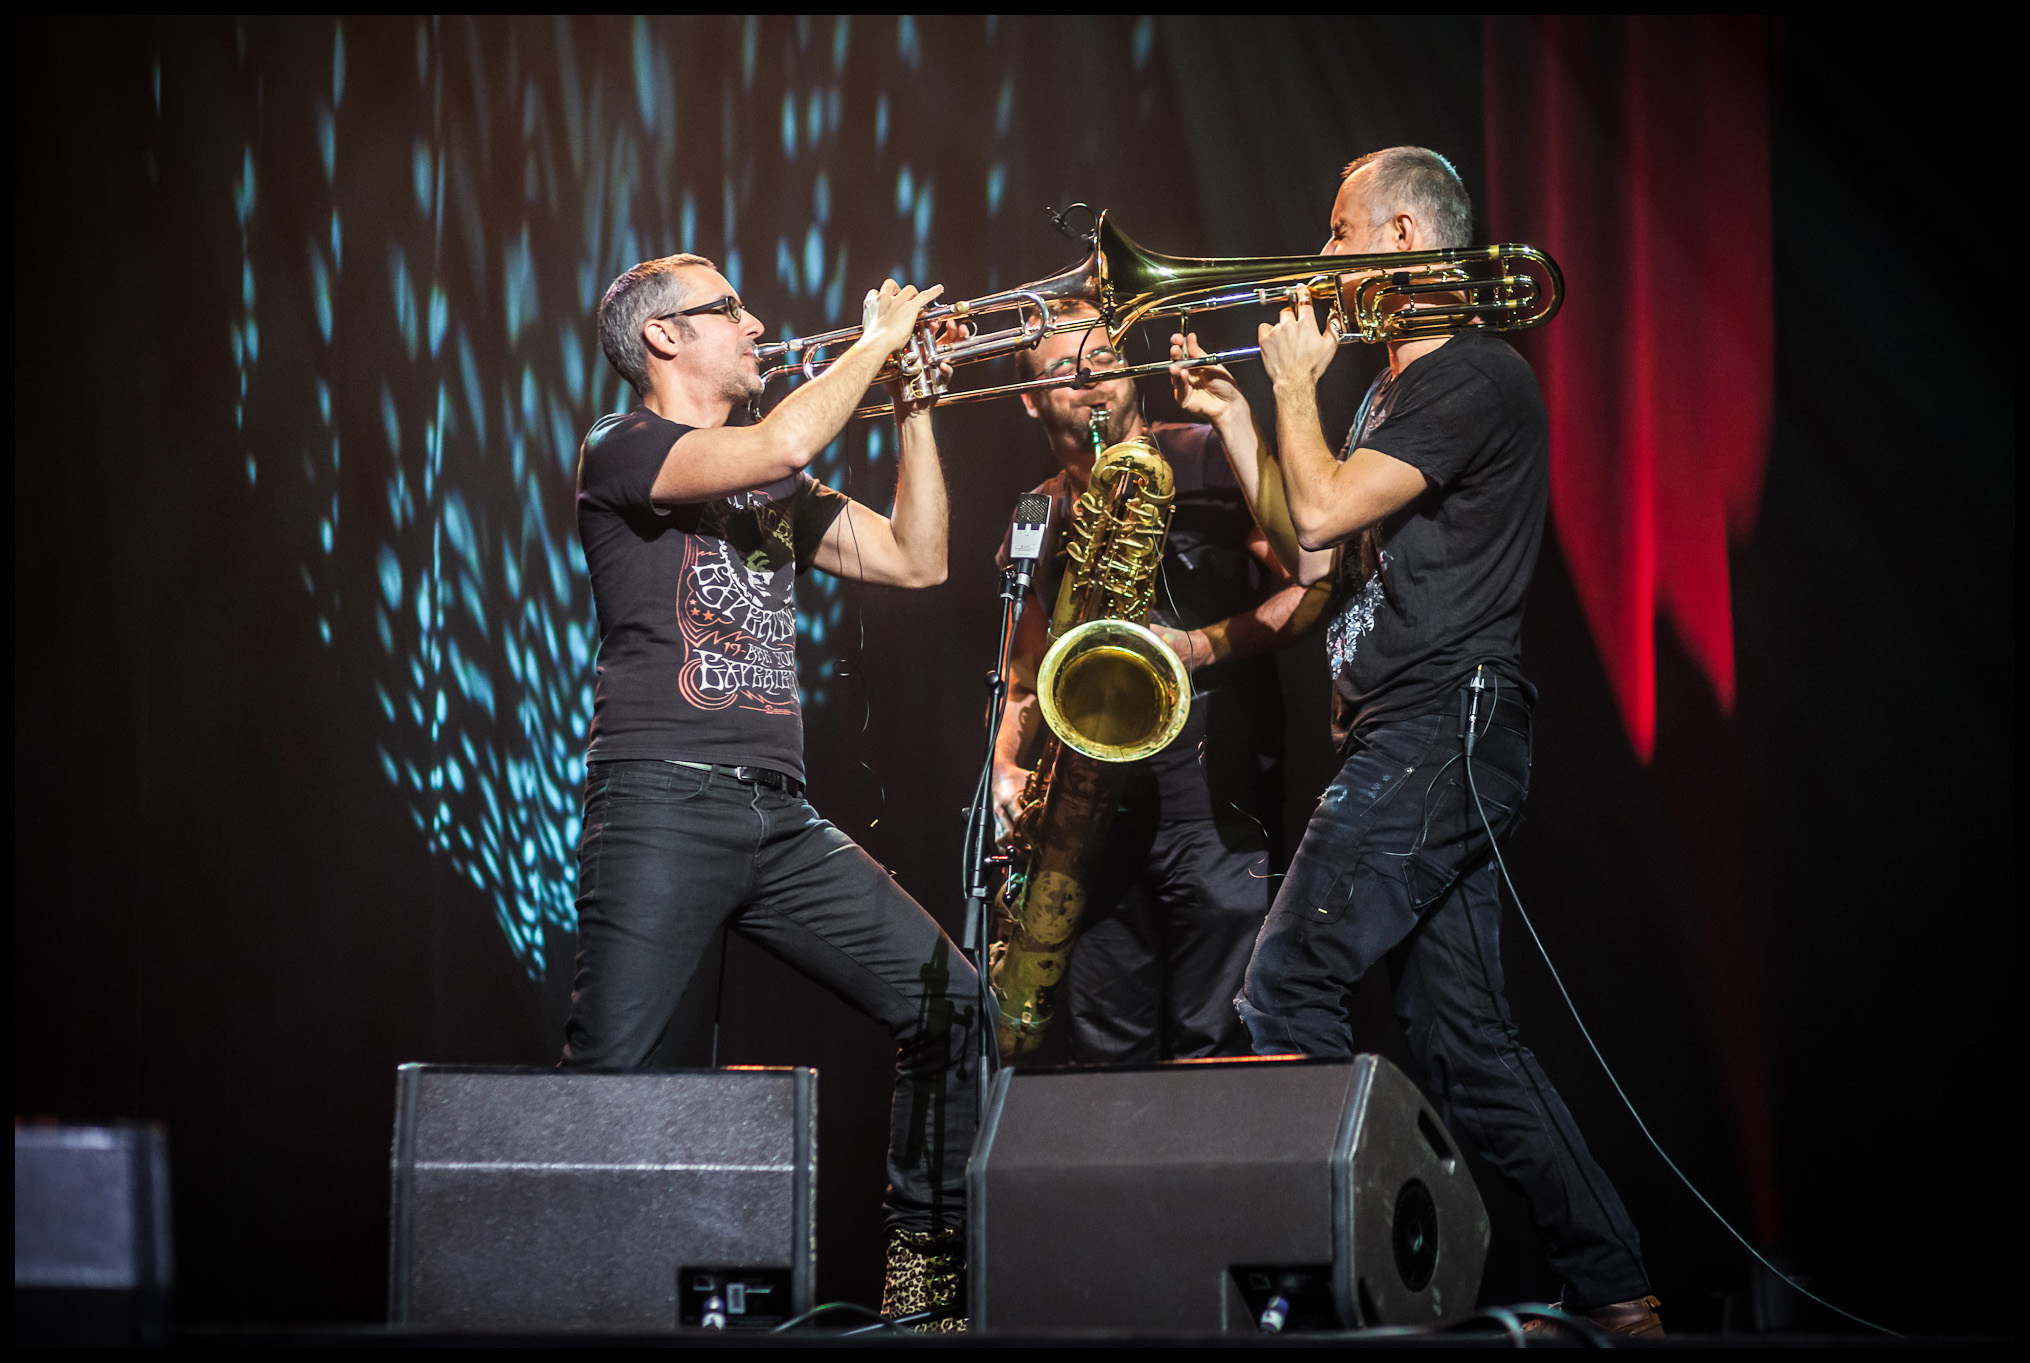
[1257,299,1427,553]
[653,280,946,504]
[808,394,948,588]
[1169,330,1338,585]
[1155,532,1334,668]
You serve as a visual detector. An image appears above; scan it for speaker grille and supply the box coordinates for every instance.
[970,1055,1488,1332]
[388,1066,814,1331]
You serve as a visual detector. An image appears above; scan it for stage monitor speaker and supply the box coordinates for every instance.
[388,1065,816,1332]
[14,1124,173,1347]
[968,1055,1488,1333]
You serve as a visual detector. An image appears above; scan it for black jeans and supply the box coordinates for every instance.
[1238,689,1651,1311]
[1063,805,1271,1063]
[561,760,979,1234]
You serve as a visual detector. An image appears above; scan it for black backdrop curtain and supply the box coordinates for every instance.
[13,15,2011,1331]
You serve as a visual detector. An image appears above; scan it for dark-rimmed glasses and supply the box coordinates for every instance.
[658,295,747,326]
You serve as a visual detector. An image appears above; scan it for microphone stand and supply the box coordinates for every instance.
[959,563,1023,1121]
[961,421,1089,1121]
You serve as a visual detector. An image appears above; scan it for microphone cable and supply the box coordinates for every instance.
[832,454,889,831]
[1459,665,1897,1338]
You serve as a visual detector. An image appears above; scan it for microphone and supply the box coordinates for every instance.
[1007,492,1054,596]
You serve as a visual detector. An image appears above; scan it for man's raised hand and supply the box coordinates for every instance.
[1258,294,1340,390]
[855,278,946,359]
[1168,330,1246,422]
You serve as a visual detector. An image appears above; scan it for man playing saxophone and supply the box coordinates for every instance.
[992,304,1328,1064]
[1174,147,1661,1335]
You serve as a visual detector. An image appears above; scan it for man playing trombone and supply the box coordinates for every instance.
[992,304,1329,1064]
[566,255,973,1329]
[1176,148,1662,1336]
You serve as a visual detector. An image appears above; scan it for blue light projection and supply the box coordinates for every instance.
[214,16,982,977]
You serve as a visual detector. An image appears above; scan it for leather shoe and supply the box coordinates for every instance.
[1586,1295,1664,1336]
[1521,1295,1664,1338]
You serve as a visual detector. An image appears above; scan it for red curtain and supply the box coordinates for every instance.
[1484,15,1778,1243]
[1484,15,1772,760]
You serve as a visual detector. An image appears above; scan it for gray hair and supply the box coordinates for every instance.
[596,252,716,394]
[1342,147,1472,250]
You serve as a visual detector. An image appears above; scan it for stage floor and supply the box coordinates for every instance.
[176,1325,2004,1350]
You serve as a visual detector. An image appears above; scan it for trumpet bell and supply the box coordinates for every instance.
[1036,618,1191,763]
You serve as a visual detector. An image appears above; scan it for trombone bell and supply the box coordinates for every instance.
[1085,211,1564,346]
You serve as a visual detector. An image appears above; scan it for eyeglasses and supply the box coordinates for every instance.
[1040,347,1122,380]
[658,295,748,326]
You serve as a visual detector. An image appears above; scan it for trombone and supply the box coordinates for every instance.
[752,211,1564,418]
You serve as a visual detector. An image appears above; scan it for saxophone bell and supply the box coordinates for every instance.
[1036,619,1190,763]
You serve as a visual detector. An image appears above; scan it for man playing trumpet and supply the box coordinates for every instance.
[993,303,1329,1064]
[567,256,973,1328]
[1177,148,1661,1335]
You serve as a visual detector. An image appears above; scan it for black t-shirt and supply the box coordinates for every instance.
[1010,422,1285,829]
[1327,330,1548,742]
[577,408,848,778]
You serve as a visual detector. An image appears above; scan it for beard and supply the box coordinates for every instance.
[1043,385,1138,450]
[715,355,764,406]
[1096,400,1134,447]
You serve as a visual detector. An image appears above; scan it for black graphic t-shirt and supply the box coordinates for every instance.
[577,408,847,778]
[1009,422,1286,830]
[1326,329,1548,743]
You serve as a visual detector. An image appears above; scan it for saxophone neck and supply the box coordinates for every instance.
[1088,405,1110,458]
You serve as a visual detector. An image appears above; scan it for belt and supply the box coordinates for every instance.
[671,760,805,797]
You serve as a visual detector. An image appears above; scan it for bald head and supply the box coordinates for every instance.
[1340,147,1472,251]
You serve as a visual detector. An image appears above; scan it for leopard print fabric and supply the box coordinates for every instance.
[880,1226,967,1332]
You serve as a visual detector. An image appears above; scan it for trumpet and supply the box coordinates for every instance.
[753,212,1564,418]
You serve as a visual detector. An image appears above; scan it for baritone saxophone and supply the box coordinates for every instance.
[989,412,1192,1061]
